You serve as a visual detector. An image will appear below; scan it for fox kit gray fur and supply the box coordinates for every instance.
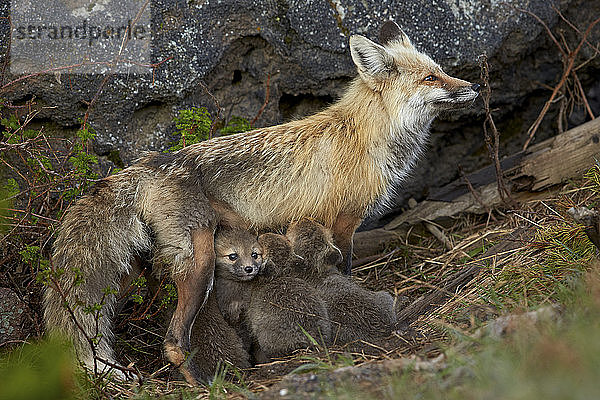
[287,220,397,344]
[245,233,331,363]
[187,227,262,382]
[285,219,343,281]
[213,227,262,351]
[319,275,397,344]
[43,21,478,383]
[189,291,251,383]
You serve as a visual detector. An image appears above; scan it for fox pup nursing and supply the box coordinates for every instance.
[212,226,262,352]
[44,20,479,383]
[213,222,396,363]
[245,233,331,363]
[212,228,331,363]
[287,220,397,344]
[189,292,250,382]
[189,227,262,382]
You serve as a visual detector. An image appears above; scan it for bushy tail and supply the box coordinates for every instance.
[43,179,151,374]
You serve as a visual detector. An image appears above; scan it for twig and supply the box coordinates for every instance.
[423,221,453,251]
[552,5,600,56]
[458,165,497,222]
[353,249,397,268]
[478,54,514,206]
[251,74,271,126]
[573,72,596,120]
[197,80,222,138]
[125,275,170,325]
[0,59,170,93]
[521,14,600,150]
[46,271,143,383]
[511,5,566,59]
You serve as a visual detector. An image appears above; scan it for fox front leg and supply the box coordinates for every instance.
[164,228,216,385]
[331,214,362,275]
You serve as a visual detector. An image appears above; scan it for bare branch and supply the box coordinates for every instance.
[251,74,272,126]
[196,80,223,139]
[522,14,600,150]
[478,53,514,206]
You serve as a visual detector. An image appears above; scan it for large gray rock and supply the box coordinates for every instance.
[1,0,598,222]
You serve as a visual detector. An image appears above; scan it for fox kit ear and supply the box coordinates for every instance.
[378,20,412,47]
[350,35,394,84]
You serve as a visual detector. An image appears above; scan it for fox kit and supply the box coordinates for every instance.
[287,220,397,344]
[186,227,261,382]
[285,219,343,281]
[189,291,251,383]
[44,21,478,384]
[213,227,262,350]
[245,233,331,363]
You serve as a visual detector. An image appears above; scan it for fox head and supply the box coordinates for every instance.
[215,227,263,281]
[349,21,479,118]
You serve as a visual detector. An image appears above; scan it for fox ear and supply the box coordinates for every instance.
[324,247,343,267]
[350,35,394,83]
[378,21,412,47]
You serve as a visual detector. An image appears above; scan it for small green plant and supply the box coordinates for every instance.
[169,107,213,151]
[207,363,254,399]
[169,107,252,151]
[64,125,99,201]
[19,244,50,274]
[484,221,595,311]
[219,116,252,135]
[130,276,147,304]
[159,282,177,308]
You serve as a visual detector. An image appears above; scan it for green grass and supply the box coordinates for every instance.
[317,265,600,400]
[0,338,79,400]
[481,221,595,312]
[206,364,255,400]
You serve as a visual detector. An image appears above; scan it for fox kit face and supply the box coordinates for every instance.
[214,228,263,281]
[286,219,343,272]
[257,233,297,276]
[350,21,479,119]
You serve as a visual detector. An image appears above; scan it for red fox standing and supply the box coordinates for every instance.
[43,21,479,384]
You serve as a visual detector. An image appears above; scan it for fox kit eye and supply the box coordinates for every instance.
[423,75,438,82]
[227,253,239,261]
[251,252,260,259]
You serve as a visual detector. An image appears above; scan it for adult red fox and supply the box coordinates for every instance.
[44,20,479,384]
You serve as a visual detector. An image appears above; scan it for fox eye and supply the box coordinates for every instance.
[423,75,438,82]
[251,252,260,259]
[227,253,238,261]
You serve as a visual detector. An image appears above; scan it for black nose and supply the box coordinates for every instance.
[244,266,254,274]
[471,83,480,92]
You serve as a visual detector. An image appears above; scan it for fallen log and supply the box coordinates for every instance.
[353,118,600,258]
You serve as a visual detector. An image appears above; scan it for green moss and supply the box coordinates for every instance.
[107,149,124,169]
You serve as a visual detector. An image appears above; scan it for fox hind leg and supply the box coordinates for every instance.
[140,180,219,384]
[163,227,216,385]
